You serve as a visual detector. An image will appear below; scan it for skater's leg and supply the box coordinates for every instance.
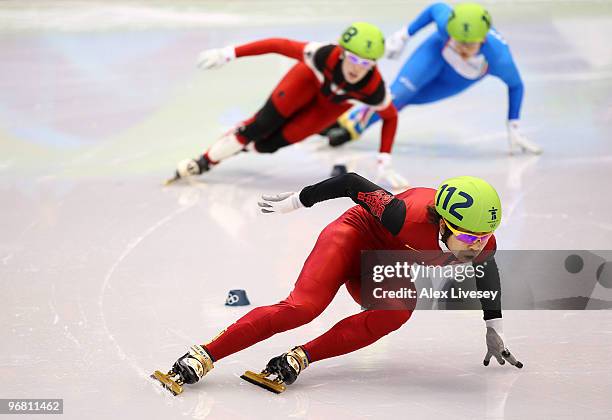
[251,97,350,153]
[152,220,362,394]
[302,309,413,362]
[327,76,466,148]
[299,276,412,362]
[204,221,362,361]
[239,62,319,143]
[240,305,412,393]
[406,75,475,105]
[284,97,351,143]
[326,35,447,147]
[205,63,319,159]
[250,129,291,154]
[170,63,320,180]
[205,62,320,161]
[325,76,423,147]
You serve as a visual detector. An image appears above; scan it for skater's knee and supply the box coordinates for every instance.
[254,133,290,153]
[366,309,412,335]
[240,303,317,334]
[257,300,320,332]
[392,309,413,326]
[386,310,412,331]
[282,301,320,324]
[254,142,280,153]
[240,99,286,141]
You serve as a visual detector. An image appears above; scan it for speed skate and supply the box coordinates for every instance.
[240,370,287,394]
[150,370,185,396]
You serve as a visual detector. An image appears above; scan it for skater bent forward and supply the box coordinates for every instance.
[152,173,523,395]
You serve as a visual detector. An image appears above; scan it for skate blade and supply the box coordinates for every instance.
[240,371,286,394]
[163,173,181,186]
[164,172,181,185]
[150,370,183,396]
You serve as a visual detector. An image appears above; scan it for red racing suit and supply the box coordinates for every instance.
[204,173,500,364]
[225,39,398,154]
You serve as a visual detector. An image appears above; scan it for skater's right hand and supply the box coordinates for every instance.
[507,120,543,155]
[483,318,524,369]
[258,192,304,214]
[197,46,236,70]
[385,26,409,59]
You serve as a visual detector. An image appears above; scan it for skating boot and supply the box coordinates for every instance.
[326,113,361,147]
[151,344,214,395]
[241,346,309,394]
[164,155,210,185]
[327,126,353,147]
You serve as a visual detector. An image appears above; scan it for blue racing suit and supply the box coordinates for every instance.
[346,2,524,135]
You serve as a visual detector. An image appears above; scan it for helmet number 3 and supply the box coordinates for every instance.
[342,26,358,42]
[436,184,474,221]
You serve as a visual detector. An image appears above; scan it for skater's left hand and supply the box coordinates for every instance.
[258,192,304,214]
[483,318,523,369]
[197,46,236,70]
[375,153,410,190]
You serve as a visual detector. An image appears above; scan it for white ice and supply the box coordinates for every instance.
[1,1,612,419]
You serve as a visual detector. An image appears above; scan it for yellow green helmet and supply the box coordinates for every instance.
[339,22,385,60]
[435,176,502,233]
[446,3,492,43]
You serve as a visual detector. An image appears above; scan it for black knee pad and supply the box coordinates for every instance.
[254,133,290,154]
[241,98,286,141]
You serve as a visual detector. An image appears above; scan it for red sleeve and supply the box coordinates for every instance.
[377,103,398,153]
[234,38,307,61]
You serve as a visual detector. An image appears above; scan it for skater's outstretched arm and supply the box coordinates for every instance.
[473,255,502,321]
[374,104,398,154]
[484,31,541,154]
[472,256,523,368]
[259,173,406,235]
[407,3,452,37]
[234,38,308,61]
[197,38,309,69]
[386,2,451,59]
[486,32,524,122]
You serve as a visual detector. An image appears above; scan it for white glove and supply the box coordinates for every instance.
[507,120,542,155]
[375,153,410,190]
[385,26,409,60]
[258,192,304,214]
[197,46,236,70]
[484,318,523,368]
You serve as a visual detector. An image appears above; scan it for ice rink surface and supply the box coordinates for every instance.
[1,1,612,418]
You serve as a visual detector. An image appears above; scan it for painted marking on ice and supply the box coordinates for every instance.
[98,200,198,378]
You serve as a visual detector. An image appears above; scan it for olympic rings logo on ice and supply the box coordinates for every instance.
[226,293,240,305]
